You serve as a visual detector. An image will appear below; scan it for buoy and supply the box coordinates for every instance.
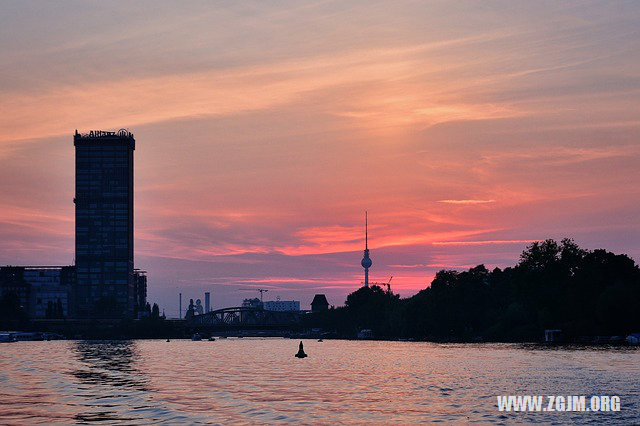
[294,341,308,358]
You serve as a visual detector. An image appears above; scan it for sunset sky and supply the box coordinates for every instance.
[1,1,639,315]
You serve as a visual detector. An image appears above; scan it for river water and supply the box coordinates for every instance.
[0,339,638,424]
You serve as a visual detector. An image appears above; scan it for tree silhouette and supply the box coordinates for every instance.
[307,239,640,341]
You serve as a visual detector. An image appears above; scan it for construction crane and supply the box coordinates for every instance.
[257,289,268,302]
[364,276,393,293]
[239,288,269,302]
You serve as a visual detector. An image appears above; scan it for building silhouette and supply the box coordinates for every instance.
[263,300,300,312]
[73,129,137,318]
[1,129,147,320]
[311,294,329,312]
[242,298,262,309]
[0,266,75,319]
[133,269,147,316]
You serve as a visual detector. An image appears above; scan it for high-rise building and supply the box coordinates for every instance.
[1,129,146,320]
[73,129,136,318]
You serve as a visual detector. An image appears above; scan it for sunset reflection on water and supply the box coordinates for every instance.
[0,340,638,424]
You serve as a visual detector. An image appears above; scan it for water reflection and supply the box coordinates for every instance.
[70,340,151,423]
[0,340,637,424]
[72,340,148,391]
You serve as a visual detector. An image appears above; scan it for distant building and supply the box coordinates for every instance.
[25,266,74,318]
[311,294,329,312]
[0,267,32,317]
[194,299,204,315]
[263,300,300,312]
[74,129,137,318]
[0,266,74,318]
[185,298,196,320]
[205,292,211,313]
[242,298,262,309]
[133,270,147,318]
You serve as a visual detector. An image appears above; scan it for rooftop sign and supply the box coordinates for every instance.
[75,129,133,139]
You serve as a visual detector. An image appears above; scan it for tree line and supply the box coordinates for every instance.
[306,239,640,341]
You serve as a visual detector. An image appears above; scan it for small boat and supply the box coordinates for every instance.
[626,333,640,345]
[191,333,202,341]
[10,332,44,341]
[356,329,374,340]
[0,333,15,343]
[208,337,216,341]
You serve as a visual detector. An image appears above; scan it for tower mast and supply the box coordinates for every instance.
[361,211,372,287]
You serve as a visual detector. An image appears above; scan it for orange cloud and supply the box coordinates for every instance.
[437,199,496,205]
[0,204,72,236]
[431,239,538,246]
[0,35,526,145]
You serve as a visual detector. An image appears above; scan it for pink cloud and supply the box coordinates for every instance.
[437,199,496,205]
[432,239,539,246]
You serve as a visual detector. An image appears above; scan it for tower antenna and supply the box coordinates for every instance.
[365,211,368,250]
[361,211,372,287]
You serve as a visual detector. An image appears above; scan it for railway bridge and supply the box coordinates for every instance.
[186,307,304,331]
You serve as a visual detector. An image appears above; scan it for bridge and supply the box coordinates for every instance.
[186,307,304,331]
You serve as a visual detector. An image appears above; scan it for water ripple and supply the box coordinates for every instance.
[0,340,638,424]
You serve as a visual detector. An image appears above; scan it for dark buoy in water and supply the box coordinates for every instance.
[295,341,307,358]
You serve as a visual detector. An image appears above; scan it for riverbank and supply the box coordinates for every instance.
[2,324,639,346]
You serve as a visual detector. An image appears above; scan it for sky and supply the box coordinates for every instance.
[1,1,639,316]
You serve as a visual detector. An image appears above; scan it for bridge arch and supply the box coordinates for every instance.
[187,307,303,330]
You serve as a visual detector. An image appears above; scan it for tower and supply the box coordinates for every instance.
[73,129,135,318]
[360,211,372,287]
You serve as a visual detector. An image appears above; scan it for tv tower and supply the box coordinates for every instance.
[361,211,372,287]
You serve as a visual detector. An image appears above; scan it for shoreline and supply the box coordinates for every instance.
[2,330,639,347]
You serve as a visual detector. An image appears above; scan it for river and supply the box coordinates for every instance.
[0,339,638,424]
